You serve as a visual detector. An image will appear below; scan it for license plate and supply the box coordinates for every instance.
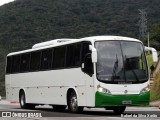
[122,100,132,105]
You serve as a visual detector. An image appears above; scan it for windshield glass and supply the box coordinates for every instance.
[95,41,148,84]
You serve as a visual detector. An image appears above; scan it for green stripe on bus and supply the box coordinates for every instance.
[95,91,150,107]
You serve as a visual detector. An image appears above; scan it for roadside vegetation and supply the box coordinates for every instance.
[150,69,160,101]
[0,82,5,96]
[146,53,156,70]
[149,51,160,101]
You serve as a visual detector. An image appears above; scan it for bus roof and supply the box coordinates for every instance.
[81,36,141,42]
[32,39,76,49]
[7,36,141,56]
[7,38,86,56]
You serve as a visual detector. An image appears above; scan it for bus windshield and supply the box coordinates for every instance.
[95,41,148,84]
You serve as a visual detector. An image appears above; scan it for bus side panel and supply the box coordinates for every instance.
[5,75,19,102]
[59,68,87,106]
[8,68,87,106]
[84,73,95,107]
[26,87,64,104]
[10,71,65,104]
[5,75,12,101]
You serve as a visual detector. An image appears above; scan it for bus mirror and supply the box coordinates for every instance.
[145,47,158,62]
[152,50,158,62]
[89,45,97,63]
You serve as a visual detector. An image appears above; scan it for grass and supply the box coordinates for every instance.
[146,53,156,70]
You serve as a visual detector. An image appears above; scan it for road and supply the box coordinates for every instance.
[0,100,160,120]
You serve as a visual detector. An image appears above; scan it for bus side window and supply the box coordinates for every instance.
[30,51,41,71]
[20,53,30,72]
[11,55,20,73]
[74,43,81,66]
[41,49,52,70]
[82,42,91,63]
[81,42,93,76]
[52,46,66,69]
[6,56,12,74]
[66,45,74,67]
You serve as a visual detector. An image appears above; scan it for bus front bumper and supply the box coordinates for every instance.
[95,91,150,107]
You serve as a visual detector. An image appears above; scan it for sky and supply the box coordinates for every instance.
[0,0,14,6]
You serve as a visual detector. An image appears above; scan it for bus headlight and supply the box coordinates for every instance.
[97,85,111,94]
[140,85,150,94]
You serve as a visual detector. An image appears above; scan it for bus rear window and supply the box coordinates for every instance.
[6,56,12,74]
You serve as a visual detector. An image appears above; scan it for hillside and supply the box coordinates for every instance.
[0,0,160,95]
[0,0,160,50]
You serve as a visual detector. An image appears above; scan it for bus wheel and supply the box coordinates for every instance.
[19,91,35,109]
[68,91,83,113]
[113,106,126,114]
[52,105,66,111]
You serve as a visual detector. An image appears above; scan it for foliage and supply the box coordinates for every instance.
[0,81,5,96]
[150,23,160,50]
[0,0,160,51]
[143,23,160,50]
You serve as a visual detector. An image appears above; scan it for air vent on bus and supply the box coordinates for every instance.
[32,39,77,49]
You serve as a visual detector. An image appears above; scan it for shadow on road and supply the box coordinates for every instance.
[31,107,120,117]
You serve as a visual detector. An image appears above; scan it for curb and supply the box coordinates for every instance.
[0,100,19,105]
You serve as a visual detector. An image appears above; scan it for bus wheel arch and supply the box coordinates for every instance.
[19,89,35,109]
[67,88,74,107]
[67,88,83,113]
[19,89,27,109]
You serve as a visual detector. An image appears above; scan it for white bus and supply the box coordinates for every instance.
[5,36,158,114]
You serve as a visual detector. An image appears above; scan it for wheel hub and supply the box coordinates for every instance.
[71,96,77,110]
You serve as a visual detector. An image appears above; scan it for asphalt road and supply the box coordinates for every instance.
[0,100,160,120]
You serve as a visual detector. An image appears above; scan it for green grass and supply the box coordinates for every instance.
[146,53,156,74]
[146,53,156,67]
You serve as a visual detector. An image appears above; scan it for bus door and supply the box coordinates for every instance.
[82,42,95,106]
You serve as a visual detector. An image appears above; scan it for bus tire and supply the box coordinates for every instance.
[19,91,35,109]
[68,91,83,113]
[113,106,126,114]
[52,105,66,111]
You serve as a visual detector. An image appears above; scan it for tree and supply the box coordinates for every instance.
[150,23,160,50]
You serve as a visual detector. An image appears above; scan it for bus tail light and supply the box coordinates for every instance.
[97,85,111,94]
[140,85,150,94]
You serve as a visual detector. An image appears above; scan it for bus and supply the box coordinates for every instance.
[5,36,158,114]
